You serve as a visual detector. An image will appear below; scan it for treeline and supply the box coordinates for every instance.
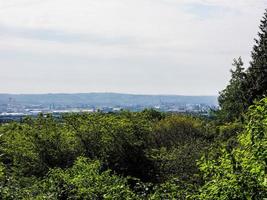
[0,110,215,199]
[0,9,266,200]
[0,100,265,199]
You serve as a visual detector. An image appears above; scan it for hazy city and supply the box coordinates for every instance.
[0,93,218,122]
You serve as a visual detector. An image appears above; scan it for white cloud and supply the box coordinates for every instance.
[0,0,266,95]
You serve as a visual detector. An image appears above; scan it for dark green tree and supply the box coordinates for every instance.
[218,9,267,121]
[218,57,247,121]
[245,9,267,104]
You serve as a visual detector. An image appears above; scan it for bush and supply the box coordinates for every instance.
[196,98,267,199]
[0,114,82,177]
[148,115,211,183]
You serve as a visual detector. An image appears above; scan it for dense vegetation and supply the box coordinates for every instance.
[0,111,213,199]
[0,9,266,200]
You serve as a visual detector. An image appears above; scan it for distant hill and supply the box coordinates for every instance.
[0,93,218,107]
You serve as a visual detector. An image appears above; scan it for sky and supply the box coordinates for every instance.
[0,0,266,95]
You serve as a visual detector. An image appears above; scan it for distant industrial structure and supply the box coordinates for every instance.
[0,93,218,122]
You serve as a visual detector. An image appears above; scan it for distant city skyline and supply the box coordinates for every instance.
[0,0,266,95]
[0,93,218,120]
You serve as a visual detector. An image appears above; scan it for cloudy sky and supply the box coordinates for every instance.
[0,0,266,95]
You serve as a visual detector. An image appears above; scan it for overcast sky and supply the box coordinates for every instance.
[0,0,266,95]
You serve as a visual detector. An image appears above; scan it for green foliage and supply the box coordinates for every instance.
[218,10,267,122]
[63,112,155,181]
[152,115,208,147]
[0,111,214,199]
[245,10,267,104]
[149,178,196,200]
[218,122,243,141]
[0,157,137,199]
[196,98,267,199]
[147,115,212,184]
[141,109,165,121]
[38,157,137,199]
[0,115,82,177]
[217,122,244,152]
[0,106,264,199]
[218,57,247,121]
[0,95,265,199]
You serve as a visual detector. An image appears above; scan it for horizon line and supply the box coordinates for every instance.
[0,92,218,97]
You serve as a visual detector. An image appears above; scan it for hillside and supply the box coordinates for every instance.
[0,93,218,107]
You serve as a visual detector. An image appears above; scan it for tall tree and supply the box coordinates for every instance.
[218,57,247,121]
[245,9,267,105]
[218,9,267,121]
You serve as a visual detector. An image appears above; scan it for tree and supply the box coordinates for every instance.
[245,9,267,104]
[148,115,211,184]
[218,57,247,121]
[196,98,267,199]
[218,10,267,122]
[0,157,138,199]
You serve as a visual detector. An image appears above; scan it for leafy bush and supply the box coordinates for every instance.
[64,112,155,181]
[0,157,137,199]
[147,115,212,183]
[196,98,267,199]
[0,115,82,177]
[38,157,137,199]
